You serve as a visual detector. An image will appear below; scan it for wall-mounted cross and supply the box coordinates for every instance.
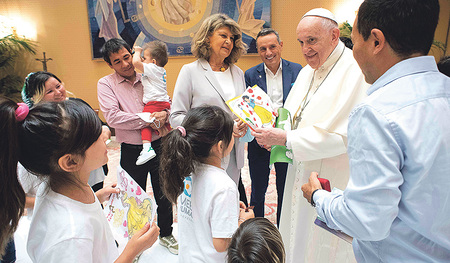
[35,52,52,72]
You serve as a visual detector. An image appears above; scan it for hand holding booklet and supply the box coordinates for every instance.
[226,85,277,131]
[314,187,353,244]
[226,85,293,164]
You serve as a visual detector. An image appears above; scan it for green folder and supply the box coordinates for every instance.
[270,108,293,165]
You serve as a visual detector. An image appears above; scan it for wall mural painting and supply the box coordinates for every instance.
[87,0,271,59]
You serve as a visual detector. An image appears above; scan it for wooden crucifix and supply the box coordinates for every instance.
[35,52,52,72]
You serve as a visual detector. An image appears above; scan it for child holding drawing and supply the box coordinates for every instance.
[0,97,159,262]
[160,105,254,262]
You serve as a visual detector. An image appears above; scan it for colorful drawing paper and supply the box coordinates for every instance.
[226,85,277,131]
[104,166,157,239]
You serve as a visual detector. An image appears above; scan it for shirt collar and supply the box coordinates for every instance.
[316,41,345,72]
[114,71,141,84]
[368,56,438,96]
[264,59,283,77]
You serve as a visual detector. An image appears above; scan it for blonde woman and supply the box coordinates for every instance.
[21,71,110,192]
[170,14,249,205]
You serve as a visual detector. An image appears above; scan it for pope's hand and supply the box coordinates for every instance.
[251,127,286,147]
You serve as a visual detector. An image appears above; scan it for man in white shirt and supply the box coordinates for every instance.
[252,8,368,263]
[244,28,302,226]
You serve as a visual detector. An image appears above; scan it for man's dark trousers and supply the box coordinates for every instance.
[120,138,173,237]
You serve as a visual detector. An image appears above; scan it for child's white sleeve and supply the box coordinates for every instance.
[143,63,161,80]
[210,187,239,238]
[38,239,96,263]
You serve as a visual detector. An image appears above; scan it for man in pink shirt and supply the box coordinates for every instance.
[97,38,178,254]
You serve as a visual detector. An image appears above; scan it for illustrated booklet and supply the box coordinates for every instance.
[269,107,293,164]
[104,166,157,239]
[226,85,293,164]
[226,85,277,131]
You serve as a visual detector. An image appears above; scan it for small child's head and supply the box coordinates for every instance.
[17,99,104,191]
[160,105,234,203]
[227,218,285,263]
[143,40,169,67]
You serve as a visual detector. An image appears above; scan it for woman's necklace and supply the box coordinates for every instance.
[211,62,227,72]
[292,47,345,129]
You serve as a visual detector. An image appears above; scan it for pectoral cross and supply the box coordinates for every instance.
[35,52,52,72]
[292,114,302,130]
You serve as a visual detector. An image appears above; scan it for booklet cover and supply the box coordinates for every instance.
[270,107,293,164]
[226,85,277,131]
[314,217,353,244]
[314,188,353,244]
[104,166,157,239]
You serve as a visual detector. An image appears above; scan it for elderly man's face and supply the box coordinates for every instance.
[297,17,338,69]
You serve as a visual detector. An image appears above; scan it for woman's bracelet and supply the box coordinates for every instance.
[238,217,246,223]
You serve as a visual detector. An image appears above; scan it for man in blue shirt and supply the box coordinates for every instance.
[244,28,302,226]
[301,0,450,261]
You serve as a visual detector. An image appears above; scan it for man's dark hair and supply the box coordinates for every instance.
[437,56,450,77]
[357,0,440,57]
[144,40,169,67]
[339,37,353,50]
[256,28,281,44]
[100,38,132,65]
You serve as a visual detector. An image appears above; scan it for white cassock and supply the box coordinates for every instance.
[280,41,369,263]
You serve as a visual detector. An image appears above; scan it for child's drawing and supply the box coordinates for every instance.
[226,85,276,131]
[104,166,157,239]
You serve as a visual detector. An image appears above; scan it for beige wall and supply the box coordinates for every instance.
[1,0,449,119]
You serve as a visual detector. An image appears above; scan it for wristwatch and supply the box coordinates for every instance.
[311,189,320,207]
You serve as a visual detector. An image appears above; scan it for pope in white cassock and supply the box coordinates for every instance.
[252,8,368,263]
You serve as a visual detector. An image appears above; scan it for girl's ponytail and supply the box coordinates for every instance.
[160,105,234,204]
[160,126,195,204]
[0,97,26,257]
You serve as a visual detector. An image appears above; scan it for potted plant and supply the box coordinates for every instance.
[0,34,37,102]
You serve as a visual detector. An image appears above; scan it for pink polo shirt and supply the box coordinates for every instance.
[97,71,160,145]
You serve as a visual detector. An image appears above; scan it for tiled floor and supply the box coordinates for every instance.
[15,137,278,262]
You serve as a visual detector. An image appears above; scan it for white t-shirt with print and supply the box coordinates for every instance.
[142,63,170,104]
[178,163,240,263]
[27,183,119,263]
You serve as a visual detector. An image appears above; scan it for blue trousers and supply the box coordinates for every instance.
[248,139,288,226]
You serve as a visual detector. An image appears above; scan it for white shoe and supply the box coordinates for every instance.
[136,147,156,165]
[159,234,178,255]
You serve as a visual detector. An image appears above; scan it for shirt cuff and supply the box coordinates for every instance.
[286,130,293,149]
[313,189,329,207]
